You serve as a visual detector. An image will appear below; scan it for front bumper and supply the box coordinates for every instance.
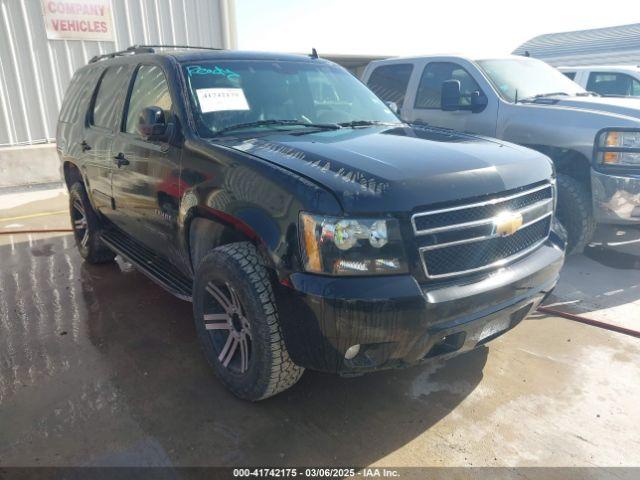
[592,170,640,224]
[278,230,565,375]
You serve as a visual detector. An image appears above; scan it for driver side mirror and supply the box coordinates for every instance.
[137,106,169,141]
[441,80,461,111]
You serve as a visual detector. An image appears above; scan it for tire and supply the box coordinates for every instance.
[69,182,116,264]
[555,174,597,255]
[193,242,303,401]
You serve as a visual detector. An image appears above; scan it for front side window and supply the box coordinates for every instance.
[182,60,400,137]
[366,64,414,108]
[125,65,173,135]
[587,72,640,97]
[477,57,586,102]
[562,71,576,80]
[91,66,128,129]
[414,62,482,109]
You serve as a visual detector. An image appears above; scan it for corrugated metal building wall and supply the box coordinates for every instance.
[513,23,640,67]
[0,0,237,148]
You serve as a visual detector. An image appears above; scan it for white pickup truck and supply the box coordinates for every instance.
[362,55,640,253]
[559,65,640,98]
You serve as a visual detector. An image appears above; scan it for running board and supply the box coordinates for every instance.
[100,227,193,301]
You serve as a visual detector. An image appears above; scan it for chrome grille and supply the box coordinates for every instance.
[412,182,554,279]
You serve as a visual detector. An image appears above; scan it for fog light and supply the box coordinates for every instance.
[344,344,360,360]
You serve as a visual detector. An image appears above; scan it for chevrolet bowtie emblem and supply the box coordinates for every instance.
[493,211,523,236]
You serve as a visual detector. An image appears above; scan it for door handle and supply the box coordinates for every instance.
[80,140,91,152]
[113,152,130,168]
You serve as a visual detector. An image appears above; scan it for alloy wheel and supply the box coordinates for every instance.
[204,282,252,374]
[72,198,89,248]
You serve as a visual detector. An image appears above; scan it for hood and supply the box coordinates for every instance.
[217,125,553,213]
[539,95,640,121]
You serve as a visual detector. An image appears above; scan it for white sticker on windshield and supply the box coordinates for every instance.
[196,88,249,113]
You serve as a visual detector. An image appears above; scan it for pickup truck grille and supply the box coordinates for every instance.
[412,182,554,279]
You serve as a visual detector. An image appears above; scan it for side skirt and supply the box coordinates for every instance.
[101,226,193,302]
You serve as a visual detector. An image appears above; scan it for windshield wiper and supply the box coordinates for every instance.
[519,92,569,102]
[212,119,341,136]
[338,120,399,128]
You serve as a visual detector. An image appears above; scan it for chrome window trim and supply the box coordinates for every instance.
[411,183,552,235]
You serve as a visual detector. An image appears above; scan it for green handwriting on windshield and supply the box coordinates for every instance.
[186,65,240,80]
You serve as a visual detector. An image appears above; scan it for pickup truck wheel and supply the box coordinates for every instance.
[556,174,596,255]
[69,182,115,264]
[193,242,303,401]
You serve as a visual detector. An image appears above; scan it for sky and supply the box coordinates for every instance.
[236,0,639,58]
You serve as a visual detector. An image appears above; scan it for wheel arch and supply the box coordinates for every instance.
[185,206,281,275]
[63,161,83,189]
[527,145,592,186]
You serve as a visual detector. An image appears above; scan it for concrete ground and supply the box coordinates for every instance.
[0,189,639,470]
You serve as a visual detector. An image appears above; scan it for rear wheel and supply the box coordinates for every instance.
[193,242,303,401]
[556,174,597,255]
[69,182,115,264]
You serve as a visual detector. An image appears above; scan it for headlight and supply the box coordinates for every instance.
[596,130,640,167]
[299,213,408,275]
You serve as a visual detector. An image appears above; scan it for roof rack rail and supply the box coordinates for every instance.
[133,44,225,52]
[88,44,224,64]
[88,45,153,63]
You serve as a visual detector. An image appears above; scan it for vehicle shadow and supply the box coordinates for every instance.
[586,224,640,270]
[0,234,486,467]
[78,256,488,467]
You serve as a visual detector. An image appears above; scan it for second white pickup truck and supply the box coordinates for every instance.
[559,65,640,98]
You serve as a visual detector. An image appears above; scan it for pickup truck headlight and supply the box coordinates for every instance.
[299,213,408,275]
[596,130,640,167]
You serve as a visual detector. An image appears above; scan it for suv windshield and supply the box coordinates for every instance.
[477,57,587,102]
[182,60,400,137]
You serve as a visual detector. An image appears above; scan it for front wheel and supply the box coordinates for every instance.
[193,242,303,401]
[555,174,597,255]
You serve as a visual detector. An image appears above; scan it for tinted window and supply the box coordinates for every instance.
[367,64,414,107]
[91,66,127,129]
[562,71,576,80]
[587,72,640,96]
[415,62,481,109]
[60,68,99,123]
[125,65,173,135]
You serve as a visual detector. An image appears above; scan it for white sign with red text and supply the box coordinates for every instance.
[42,0,115,42]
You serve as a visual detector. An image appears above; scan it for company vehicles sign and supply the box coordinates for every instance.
[41,0,115,42]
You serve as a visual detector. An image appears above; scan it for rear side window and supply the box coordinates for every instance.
[415,62,481,109]
[124,65,173,135]
[59,68,100,124]
[562,71,576,80]
[91,66,127,129]
[587,72,640,96]
[366,64,414,107]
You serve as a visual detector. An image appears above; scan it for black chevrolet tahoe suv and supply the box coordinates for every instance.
[57,45,566,400]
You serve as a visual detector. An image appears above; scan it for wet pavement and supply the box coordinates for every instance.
[0,191,639,468]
